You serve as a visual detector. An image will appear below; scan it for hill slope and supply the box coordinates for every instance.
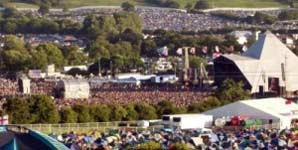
[8,0,288,8]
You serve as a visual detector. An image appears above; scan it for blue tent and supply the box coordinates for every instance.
[0,138,18,150]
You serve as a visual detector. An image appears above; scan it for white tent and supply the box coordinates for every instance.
[203,97,298,129]
[215,31,298,93]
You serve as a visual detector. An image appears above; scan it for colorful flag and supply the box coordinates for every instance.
[0,115,8,125]
[201,46,208,54]
[162,48,168,56]
[228,45,234,53]
[286,99,292,105]
[242,45,248,52]
[212,52,222,59]
[157,46,168,56]
[176,48,183,55]
[215,46,220,53]
[190,47,196,54]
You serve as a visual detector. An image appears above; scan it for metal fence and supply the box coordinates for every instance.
[12,121,162,134]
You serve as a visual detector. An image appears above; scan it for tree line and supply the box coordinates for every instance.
[1,79,250,124]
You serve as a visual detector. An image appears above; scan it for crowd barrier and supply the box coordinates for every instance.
[11,121,162,134]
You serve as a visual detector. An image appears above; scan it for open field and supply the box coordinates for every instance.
[8,0,288,8]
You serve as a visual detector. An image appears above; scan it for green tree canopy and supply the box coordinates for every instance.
[155,100,186,117]
[134,103,157,120]
[90,105,111,122]
[194,0,210,10]
[3,97,32,124]
[216,79,251,102]
[28,95,60,123]
[73,105,92,123]
[59,107,78,123]
[109,105,127,121]
[36,43,64,68]
[121,1,135,12]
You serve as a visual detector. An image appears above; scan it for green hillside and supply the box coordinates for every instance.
[8,0,288,8]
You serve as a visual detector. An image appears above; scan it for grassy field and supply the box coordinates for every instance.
[8,0,288,8]
[7,2,39,8]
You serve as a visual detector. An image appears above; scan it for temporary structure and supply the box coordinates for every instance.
[57,79,90,99]
[214,31,298,94]
[203,97,298,129]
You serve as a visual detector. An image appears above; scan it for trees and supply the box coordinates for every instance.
[155,100,186,117]
[121,1,135,12]
[36,43,65,68]
[189,56,206,68]
[31,49,48,71]
[164,0,180,8]
[134,103,157,120]
[38,4,50,15]
[4,95,60,124]
[185,3,193,9]
[125,104,139,121]
[3,97,33,124]
[28,95,60,123]
[63,46,88,66]
[73,105,93,123]
[90,105,111,122]
[278,10,298,20]
[188,96,221,113]
[59,107,78,123]
[109,105,127,121]
[216,79,251,102]
[114,12,143,33]
[194,0,210,10]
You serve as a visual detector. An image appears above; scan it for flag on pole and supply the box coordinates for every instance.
[201,46,208,54]
[0,115,9,125]
[286,99,292,105]
[190,47,196,54]
[162,47,168,56]
[215,45,220,53]
[229,45,234,52]
[157,46,168,56]
[242,45,248,52]
[176,48,183,55]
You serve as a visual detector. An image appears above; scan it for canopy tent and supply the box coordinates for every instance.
[203,97,298,129]
[214,31,298,93]
[0,138,18,150]
[0,126,69,150]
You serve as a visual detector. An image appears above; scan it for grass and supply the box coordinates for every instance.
[6,2,39,8]
[8,0,288,8]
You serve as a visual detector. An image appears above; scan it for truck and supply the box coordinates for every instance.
[161,114,213,130]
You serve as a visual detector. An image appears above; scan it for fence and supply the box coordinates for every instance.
[12,121,162,134]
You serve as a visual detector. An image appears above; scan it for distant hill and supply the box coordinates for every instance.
[6,0,289,9]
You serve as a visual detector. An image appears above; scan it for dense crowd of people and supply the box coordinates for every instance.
[51,127,298,150]
[0,77,210,108]
[20,7,298,32]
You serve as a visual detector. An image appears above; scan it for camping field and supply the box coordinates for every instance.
[8,0,288,8]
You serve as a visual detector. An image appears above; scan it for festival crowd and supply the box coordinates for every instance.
[0,77,210,108]
[50,127,298,150]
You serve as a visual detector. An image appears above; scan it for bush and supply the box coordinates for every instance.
[73,105,92,123]
[194,0,210,10]
[129,142,162,150]
[135,103,157,120]
[169,143,190,150]
[60,107,78,123]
